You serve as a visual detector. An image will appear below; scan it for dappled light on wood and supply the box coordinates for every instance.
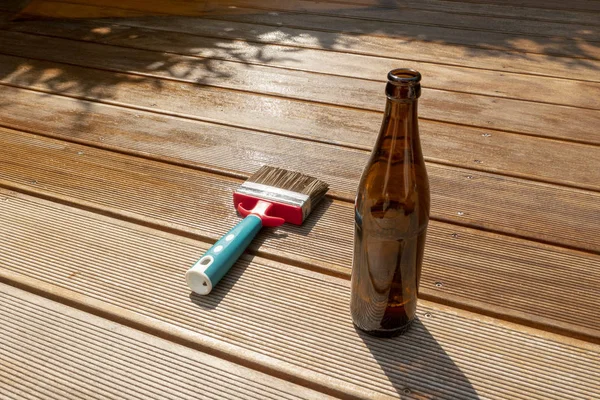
[0,0,599,398]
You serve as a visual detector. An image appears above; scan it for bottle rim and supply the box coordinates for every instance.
[388,69,421,84]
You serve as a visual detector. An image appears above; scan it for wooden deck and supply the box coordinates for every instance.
[0,1,599,399]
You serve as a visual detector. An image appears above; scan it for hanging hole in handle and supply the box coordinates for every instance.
[199,256,213,267]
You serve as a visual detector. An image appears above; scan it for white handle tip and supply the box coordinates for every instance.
[186,268,213,295]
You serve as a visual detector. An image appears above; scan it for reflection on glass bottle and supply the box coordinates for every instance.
[351,69,430,337]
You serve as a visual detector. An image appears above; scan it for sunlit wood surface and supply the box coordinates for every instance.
[0,1,599,399]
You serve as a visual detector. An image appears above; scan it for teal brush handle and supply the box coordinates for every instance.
[186,215,262,295]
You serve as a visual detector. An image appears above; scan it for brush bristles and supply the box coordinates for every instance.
[248,166,329,202]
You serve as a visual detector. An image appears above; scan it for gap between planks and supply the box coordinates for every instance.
[429,0,600,13]
[293,0,600,25]
[2,10,600,85]
[1,79,599,199]
[0,25,600,111]
[1,26,599,113]
[4,0,600,25]
[199,2,600,47]
[1,118,599,255]
[0,192,598,400]
[0,28,597,150]
[22,0,600,44]
[0,132,599,342]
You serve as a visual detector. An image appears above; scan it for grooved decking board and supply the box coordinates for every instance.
[1,56,599,192]
[1,36,597,147]
[0,190,599,399]
[2,2,599,398]
[341,0,600,13]
[210,15,599,60]
[6,0,599,25]
[1,131,599,339]
[1,92,599,252]
[2,25,599,111]
[202,3,600,49]
[220,0,600,25]
[25,0,600,41]
[69,13,600,81]
[435,0,600,12]
[0,285,333,400]
[12,0,150,19]
[2,93,599,251]
[2,20,600,143]
[3,5,599,82]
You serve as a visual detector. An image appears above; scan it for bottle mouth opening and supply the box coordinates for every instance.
[388,69,421,84]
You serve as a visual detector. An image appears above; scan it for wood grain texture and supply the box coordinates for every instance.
[338,0,600,13]
[1,87,600,252]
[3,4,599,81]
[0,53,598,192]
[3,22,599,110]
[1,2,599,398]
[0,284,331,400]
[76,13,600,82]
[212,15,600,62]
[201,2,600,48]
[20,0,600,41]
[6,0,600,25]
[434,0,600,12]
[1,87,599,251]
[275,0,600,25]
[12,0,151,19]
[0,190,599,399]
[1,129,599,340]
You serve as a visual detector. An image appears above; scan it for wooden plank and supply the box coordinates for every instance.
[1,87,599,253]
[0,53,598,192]
[0,284,332,400]
[1,130,599,339]
[337,0,600,13]
[2,7,599,82]
[200,1,600,41]
[316,0,600,25]
[12,0,150,19]
[112,16,600,82]
[25,0,600,40]
[0,0,30,13]
[4,22,599,110]
[1,189,599,400]
[436,0,600,12]
[22,0,206,16]
[7,0,600,26]
[201,2,600,59]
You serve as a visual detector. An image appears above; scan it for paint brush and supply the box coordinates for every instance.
[186,166,329,295]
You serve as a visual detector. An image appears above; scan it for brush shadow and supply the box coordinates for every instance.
[246,197,333,255]
[279,197,334,237]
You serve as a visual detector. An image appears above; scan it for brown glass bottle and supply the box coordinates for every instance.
[350,69,430,337]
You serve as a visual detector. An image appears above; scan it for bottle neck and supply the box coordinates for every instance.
[384,98,418,126]
[377,98,421,159]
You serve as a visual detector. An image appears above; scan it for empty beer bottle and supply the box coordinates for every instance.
[351,69,430,337]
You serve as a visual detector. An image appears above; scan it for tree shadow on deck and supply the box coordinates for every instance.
[0,0,596,104]
[0,0,597,179]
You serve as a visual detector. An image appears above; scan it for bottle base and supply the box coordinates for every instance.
[353,319,414,338]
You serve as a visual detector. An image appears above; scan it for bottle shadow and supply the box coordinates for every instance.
[356,317,480,399]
